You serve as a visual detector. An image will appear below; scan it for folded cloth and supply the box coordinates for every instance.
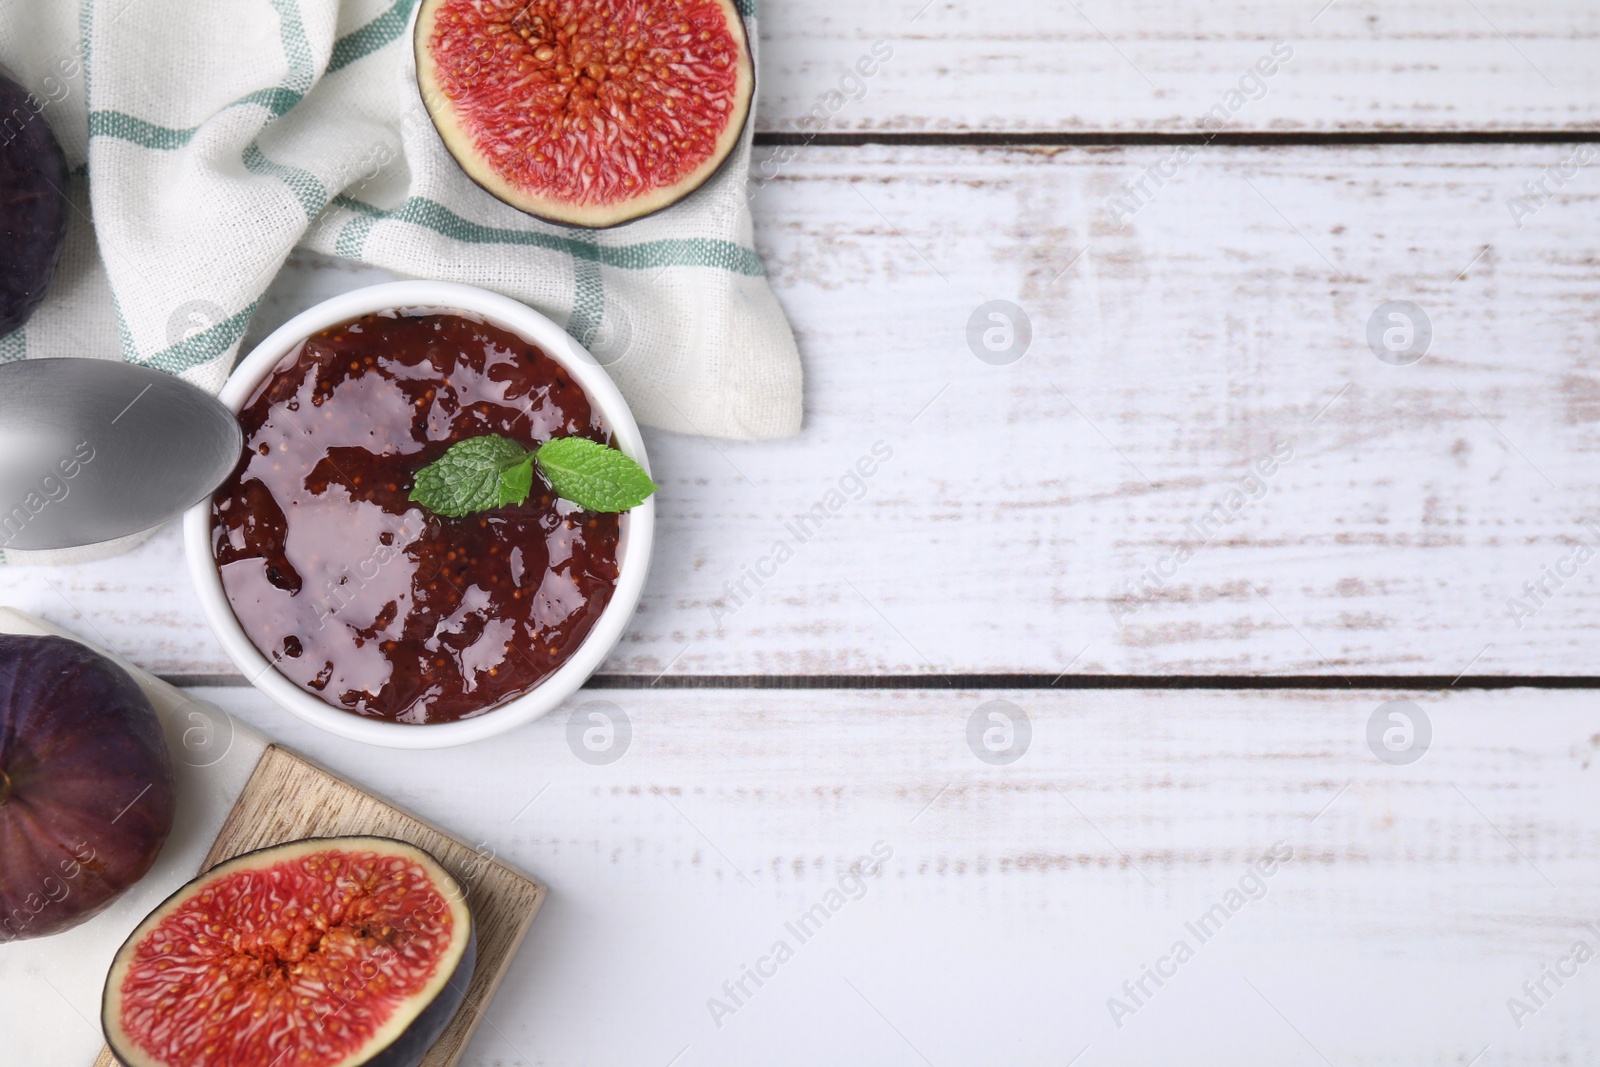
[0,0,801,563]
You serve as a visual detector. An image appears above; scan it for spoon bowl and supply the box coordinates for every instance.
[0,359,242,551]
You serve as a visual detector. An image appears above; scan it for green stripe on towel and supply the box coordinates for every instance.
[243,144,326,220]
[335,211,379,258]
[568,243,606,346]
[329,0,420,73]
[333,195,765,276]
[0,328,24,363]
[89,85,302,149]
[138,302,260,378]
[269,0,317,92]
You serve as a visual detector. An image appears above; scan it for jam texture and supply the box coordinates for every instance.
[212,310,621,724]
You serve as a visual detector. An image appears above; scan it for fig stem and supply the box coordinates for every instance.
[0,768,10,806]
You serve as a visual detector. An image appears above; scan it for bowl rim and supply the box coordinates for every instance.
[182,280,654,749]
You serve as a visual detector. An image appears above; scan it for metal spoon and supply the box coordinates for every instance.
[0,358,242,552]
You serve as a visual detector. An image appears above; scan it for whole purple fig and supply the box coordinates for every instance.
[0,69,70,335]
[0,635,176,941]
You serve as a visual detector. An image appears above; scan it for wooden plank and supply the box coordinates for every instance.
[754,0,1600,134]
[71,686,1600,1065]
[4,144,1599,678]
[89,746,545,1067]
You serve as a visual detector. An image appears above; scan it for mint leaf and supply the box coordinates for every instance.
[535,437,657,512]
[410,435,533,517]
[410,434,655,517]
[498,455,535,507]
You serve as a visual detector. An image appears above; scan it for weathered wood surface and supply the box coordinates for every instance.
[45,686,1598,1066]
[754,0,1600,133]
[5,145,1598,678]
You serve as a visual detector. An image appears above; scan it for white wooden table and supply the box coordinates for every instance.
[10,2,1600,1063]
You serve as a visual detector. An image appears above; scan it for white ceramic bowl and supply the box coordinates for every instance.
[184,281,654,749]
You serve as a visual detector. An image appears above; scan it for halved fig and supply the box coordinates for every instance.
[103,836,477,1067]
[415,0,755,228]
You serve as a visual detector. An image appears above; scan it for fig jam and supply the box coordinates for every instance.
[211,310,621,724]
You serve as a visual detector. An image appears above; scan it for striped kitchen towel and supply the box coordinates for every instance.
[0,0,800,560]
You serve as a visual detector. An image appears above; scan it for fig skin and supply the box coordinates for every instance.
[364,928,477,1067]
[0,635,177,942]
[0,68,70,335]
[102,835,478,1067]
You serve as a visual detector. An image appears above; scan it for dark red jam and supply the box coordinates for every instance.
[212,309,621,724]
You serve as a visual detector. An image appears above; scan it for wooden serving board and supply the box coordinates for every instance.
[92,746,547,1067]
